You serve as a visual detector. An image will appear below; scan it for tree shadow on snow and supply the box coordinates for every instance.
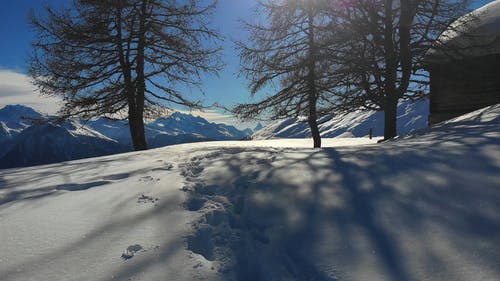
[183,120,500,281]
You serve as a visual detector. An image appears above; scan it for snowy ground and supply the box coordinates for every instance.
[0,105,499,281]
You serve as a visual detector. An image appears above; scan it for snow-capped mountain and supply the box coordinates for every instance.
[0,121,12,140]
[241,122,265,138]
[0,104,43,123]
[0,105,251,169]
[0,104,43,139]
[253,99,429,139]
[85,118,135,146]
[87,112,250,149]
[0,105,48,157]
[148,112,248,142]
[0,119,127,169]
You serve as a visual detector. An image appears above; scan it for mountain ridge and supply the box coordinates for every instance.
[0,105,251,169]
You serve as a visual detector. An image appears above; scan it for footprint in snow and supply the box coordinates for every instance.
[137,194,159,206]
[139,176,160,182]
[121,244,144,260]
[152,163,174,172]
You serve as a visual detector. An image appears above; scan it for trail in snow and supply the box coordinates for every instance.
[180,141,500,281]
[177,106,500,281]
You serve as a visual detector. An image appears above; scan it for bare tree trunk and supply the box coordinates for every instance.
[127,0,149,151]
[307,7,321,148]
[383,95,398,140]
[308,111,321,148]
[383,0,399,140]
[381,0,415,141]
[128,102,147,151]
[114,2,146,151]
[380,0,415,141]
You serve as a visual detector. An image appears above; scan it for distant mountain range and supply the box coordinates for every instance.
[252,99,429,139]
[86,112,251,148]
[0,119,127,169]
[0,100,429,169]
[0,105,252,169]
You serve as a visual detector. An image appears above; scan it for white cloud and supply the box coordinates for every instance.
[0,69,61,115]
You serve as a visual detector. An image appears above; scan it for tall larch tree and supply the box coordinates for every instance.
[30,0,222,150]
[325,0,470,140]
[233,0,335,148]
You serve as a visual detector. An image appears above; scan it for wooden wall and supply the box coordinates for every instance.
[428,54,500,125]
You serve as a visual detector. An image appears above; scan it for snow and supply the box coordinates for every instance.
[64,119,118,142]
[1,104,499,281]
[426,0,500,60]
[253,99,429,139]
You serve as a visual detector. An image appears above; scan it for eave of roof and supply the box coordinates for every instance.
[424,0,500,64]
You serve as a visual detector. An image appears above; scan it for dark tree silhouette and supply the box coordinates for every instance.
[30,0,222,150]
[233,0,336,148]
[324,0,470,140]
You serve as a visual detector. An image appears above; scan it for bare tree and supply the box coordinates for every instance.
[233,0,336,148]
[30,0,222,150]
[324,0,470,140]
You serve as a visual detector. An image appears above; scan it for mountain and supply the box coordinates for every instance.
[240,122,265,138]
[253,122,264,131]
[87,112,250,149]
[0,121,13,140]
[0,105,46,157]
[242,128,254,136]
[0,119,127,169]
[253,99,429,139]
[86,118,134,146]
[0,104,43,123]
[0,104,43,137]
[0,105,251,169]
[148,112,249,142]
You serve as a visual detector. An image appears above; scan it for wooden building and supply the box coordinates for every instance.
[425,0,500,125]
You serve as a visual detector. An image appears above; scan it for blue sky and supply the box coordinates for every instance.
[0,0,494,128]
[0,0,257,128]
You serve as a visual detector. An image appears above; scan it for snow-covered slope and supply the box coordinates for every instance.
[253,99,428,139]
[1,103,498,281]
[0,121,12,140]
[85,118,132,145]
